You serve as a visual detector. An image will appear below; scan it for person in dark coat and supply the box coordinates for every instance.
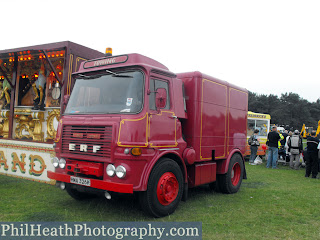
[266,126,281,169]
[280,130,288,147]
[306,130,320,178]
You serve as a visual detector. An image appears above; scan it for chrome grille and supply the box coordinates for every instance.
[61,125,112,159]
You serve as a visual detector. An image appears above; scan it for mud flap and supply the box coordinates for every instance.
[181,182,188,202]
[243,163,247,179]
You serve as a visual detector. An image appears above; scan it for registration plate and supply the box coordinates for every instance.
[70,176,91,186]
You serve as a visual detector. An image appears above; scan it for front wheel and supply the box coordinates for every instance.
[218,154,244,194]
[139,158,184,217]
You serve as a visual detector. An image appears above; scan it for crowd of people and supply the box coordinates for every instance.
[248,126,320,178]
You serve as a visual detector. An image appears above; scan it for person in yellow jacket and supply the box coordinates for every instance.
[277,132,285,163]
[278,133,284,148]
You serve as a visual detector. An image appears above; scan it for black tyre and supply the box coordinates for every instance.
[65,184,95,200]
[139,158,184,217]
[218,154,244,194]
[209,180,220,192]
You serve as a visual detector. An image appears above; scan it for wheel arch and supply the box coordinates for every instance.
[141,151,187,191]
[217,149,245,177]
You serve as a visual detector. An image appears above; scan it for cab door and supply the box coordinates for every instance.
[148,78,177,148]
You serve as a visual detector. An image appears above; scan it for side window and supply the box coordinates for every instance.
[182,82,187,112]
[149,79,170,110]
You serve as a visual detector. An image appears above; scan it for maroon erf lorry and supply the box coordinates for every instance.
[48,53,248,217]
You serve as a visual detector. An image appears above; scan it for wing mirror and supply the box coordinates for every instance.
[63,95,70,105]
[155,88,167,109]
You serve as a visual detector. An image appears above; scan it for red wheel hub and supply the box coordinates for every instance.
[157,172,179,206]
[231,162,241,186]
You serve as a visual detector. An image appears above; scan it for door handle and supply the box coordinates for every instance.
[170,115,178,119]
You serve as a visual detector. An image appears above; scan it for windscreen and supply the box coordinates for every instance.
[65,70,144,114]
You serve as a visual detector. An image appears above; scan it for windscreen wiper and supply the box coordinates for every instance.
[76,73,104,79]
[77,71,133,79]
[106,70,133,78]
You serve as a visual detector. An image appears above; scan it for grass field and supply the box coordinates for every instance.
[1,161,320,240]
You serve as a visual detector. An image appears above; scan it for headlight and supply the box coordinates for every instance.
[59,158,66,169]
[52,157,59,168]
[106,164,116,177]
[116,165,126,179]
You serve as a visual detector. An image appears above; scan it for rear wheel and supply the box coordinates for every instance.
[209,180,220,192]
[218,154,244,194]
[139,158,183,217]
[65,184,95,200]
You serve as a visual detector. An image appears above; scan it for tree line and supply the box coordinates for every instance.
[248,92,320,131]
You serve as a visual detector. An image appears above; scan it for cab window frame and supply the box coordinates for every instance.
[149,78,171,111]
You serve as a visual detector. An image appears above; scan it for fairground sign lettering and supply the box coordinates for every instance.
[0,140,55,184]
[0,151,46,177]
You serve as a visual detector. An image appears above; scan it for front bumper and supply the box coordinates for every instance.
[47,171,133,194]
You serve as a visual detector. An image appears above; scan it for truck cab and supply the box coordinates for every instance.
[48,53,248,217]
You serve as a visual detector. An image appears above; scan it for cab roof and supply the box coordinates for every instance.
[75,53,171,75]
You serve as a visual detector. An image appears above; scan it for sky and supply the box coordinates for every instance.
[2,0,320,102]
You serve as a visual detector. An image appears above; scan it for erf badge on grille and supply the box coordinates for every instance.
[69,144,101,153]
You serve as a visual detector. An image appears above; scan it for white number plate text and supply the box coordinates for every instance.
[70,176,91,186]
